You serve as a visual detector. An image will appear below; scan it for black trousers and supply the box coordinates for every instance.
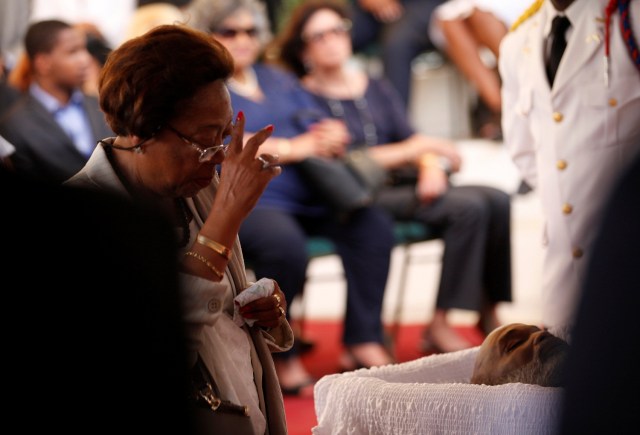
[239,206,395,357]
[376,184,512,311]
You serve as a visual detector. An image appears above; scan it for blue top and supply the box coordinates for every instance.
[305,77,414,148]
[229,64,329,215]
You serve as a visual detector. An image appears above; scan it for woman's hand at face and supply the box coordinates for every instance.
[215,112,281,221]
[238,281,288,329]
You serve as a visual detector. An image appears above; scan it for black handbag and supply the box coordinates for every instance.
[299,148,387,215]
[189,356,254,435]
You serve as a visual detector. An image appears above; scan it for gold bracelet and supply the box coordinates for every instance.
[184,251,224,280]
[196,234,231,260]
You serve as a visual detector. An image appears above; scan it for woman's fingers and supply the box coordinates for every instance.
[227,113,276,160]
[239,285,287,328]
[242,124,280,173]
[227,111,246,157]
[223,117,278,177]
[257,153,281,170]
[244,124,274,156]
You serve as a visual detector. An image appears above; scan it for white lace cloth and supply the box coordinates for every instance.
[313,347,562,435]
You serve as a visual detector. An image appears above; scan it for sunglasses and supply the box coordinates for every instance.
[303,19,352,44]
[213,27,259,39]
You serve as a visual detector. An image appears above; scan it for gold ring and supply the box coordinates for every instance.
[273,293,281,306]
[278,306,286,317]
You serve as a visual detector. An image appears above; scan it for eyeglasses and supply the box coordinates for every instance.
[213,27,259,39]
[166,125,230,163]
[303,19,352,44]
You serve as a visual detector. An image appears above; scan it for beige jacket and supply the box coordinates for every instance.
[66,144,293,434]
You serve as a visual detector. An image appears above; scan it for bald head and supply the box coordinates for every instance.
[470,323,570,387]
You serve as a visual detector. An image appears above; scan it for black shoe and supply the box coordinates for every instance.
[294,336,315,355]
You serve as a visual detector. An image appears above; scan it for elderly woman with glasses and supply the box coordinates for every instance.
[188,0,397,397]
[66,25,292,435]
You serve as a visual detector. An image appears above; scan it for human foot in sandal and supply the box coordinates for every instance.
[274,355,315,397]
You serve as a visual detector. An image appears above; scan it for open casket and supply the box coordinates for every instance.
[313,347,562,435]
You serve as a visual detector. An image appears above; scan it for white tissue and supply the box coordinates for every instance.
[233,278,275,327]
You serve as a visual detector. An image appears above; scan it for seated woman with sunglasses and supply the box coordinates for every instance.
[276,0,513,354]
[188,0,397,397]
[66,25,293,434]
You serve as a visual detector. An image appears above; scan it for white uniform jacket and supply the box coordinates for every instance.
[500,0,640,330]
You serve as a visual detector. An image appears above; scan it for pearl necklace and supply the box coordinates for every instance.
[227,67,260,98]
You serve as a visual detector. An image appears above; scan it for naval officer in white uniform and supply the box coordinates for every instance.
[499,0,640,333]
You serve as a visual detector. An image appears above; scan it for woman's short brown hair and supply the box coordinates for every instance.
[99,25,234,138]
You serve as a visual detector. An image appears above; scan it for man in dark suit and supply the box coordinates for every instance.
[0,20,112,184]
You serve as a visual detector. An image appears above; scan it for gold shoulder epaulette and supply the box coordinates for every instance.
[510,0,544,32]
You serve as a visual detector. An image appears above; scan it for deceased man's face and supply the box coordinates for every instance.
[470,323,570,387]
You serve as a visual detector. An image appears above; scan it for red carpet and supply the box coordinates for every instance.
[283,320,485,435]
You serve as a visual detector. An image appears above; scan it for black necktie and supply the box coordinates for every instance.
[546,15,571,86]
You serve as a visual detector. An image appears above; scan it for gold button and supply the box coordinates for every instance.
[207,299,221,313]
[553,112,563,122]
[562,203,573,214]
[572,248,583,258]
[557,160,567,170]
[609,98,617,107]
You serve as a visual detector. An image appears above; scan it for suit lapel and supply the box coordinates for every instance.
[552,1,604,95]
[26,94,76,148]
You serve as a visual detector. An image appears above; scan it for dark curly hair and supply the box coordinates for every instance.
[99,24,234,138]
[25,20,72,60]
[272,0,350,78]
